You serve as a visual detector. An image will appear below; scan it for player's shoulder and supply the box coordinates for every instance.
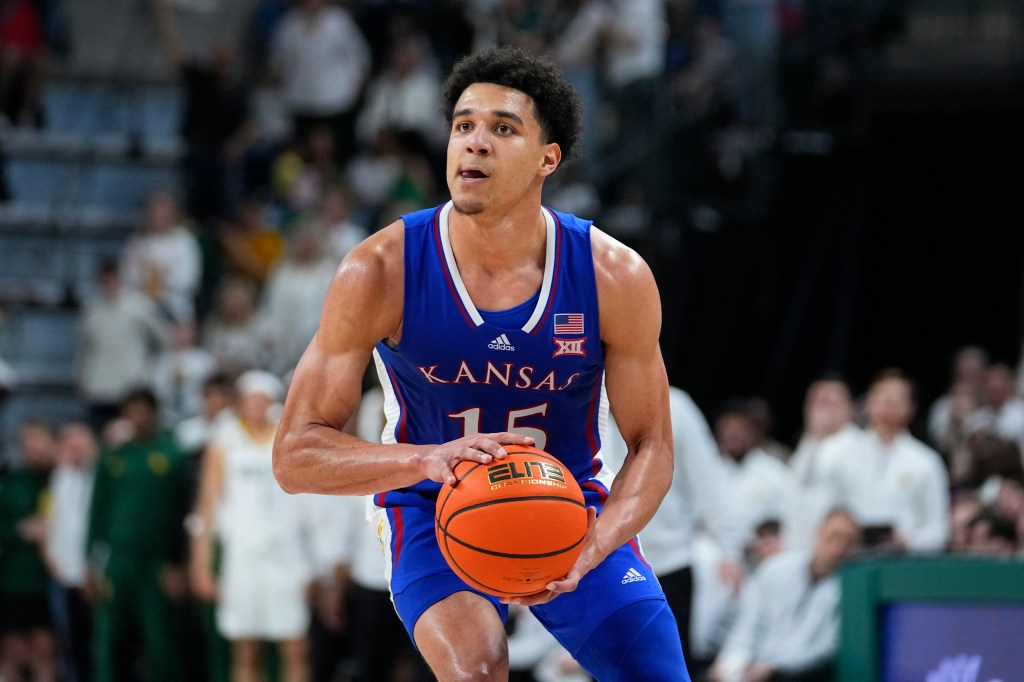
[588,224,655,292]
[334,219,404,286]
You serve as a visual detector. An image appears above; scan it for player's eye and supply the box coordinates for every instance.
[456,121,472,133]
[496,124,513,134]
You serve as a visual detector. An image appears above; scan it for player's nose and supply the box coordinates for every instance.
[465,127,491,155]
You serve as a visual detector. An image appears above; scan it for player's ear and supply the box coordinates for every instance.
[538,142,561,177]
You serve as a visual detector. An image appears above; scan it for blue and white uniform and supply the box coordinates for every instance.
[371,201,688,681]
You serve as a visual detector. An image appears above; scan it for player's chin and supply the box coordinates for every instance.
[450,196,486,215]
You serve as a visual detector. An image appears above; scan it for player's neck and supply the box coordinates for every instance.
[448,204,547,273]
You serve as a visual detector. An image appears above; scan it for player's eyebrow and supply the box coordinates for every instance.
[453,108,525,126]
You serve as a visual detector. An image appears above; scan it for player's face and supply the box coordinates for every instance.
[447,83,560,216]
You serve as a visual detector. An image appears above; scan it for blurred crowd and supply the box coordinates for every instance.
[0,0,1021,681]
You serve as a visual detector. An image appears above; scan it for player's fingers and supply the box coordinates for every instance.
[488,431,536,451]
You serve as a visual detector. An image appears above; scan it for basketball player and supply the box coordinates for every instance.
[274,46,689,681]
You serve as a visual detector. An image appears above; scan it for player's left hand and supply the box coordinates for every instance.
[500,506,600,607]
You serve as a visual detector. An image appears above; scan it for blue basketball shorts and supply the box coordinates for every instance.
[374,486,691,681]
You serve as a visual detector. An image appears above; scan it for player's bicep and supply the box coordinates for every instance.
[595,234,671,451]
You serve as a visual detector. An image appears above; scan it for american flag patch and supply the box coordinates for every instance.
[554,313,584,335]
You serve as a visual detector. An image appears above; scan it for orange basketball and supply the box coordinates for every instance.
[435,445,588,598]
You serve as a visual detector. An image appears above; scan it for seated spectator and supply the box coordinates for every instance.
[714,399,797,545]
[966,363,1024,460]
[785,376,861,549]
[948,490,982,552]
[707,509,861,682]
[218,196,285,289]
[964,508,1018,557]
[932,379,983,485]
[201,277,268,376]
[120,191,203,323]
[824,369,950,552]
[272,125,345,216]
[174,372,236,460]
[355,33,445,152]
[299,182,368,263]
[152,318,218,431]
[747,396,792,462]
[927,346,989,451]
[259,226,337,375]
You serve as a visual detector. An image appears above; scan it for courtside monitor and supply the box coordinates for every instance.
[838,556,1024,682]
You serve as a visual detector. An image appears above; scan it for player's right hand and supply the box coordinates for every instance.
[417,432,535,486]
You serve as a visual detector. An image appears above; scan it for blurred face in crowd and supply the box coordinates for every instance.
[715,413,758,461]
[122,398,158,439]
[145,192,179,234]
[202,383,234,421]
[19,422,55,470]
[171,320,197,350]
[804,379,854,439]
[949,495,981,551]
[813,511,860,576]
[58,422,98,468]
[865,376,914,434]
[983,365,1016,409]
[953,346,988,386]
[239,391,274,426]
[218,280,255,322]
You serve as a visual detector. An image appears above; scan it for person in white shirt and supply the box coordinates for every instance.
[825,370,951,552]
[965,363,1024,461]
[46,419,98,682]
[927,345,988,448]
[119,191,202,323]
[714,399,798,545]
[269,0,371,160]
[152,318,218,431]
[78,260,169,431]
[785,377,862,550]
[604,386,745,673]
[355,35,445,151]
[707,509,861,682]
[258,227,338,376]
[189,370,315,682]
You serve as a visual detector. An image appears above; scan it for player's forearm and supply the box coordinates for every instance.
[592,438,673,562]
[272,424,429,495]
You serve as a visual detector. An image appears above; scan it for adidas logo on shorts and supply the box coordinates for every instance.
[621,568,647,584]
[488,334,515,351]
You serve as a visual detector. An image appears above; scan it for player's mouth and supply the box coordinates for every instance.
[458,167,490,181]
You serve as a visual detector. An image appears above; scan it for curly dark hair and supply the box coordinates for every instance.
[441,46,583,164]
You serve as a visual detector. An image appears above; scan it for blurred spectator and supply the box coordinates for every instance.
[932,380,983,485]
[154,0,253,223]
[671,17,734,115]
[964,508,1018,557]
[948,491,982,552]
[927,346,989,448]
[217,195,285,288]
[604,386,745,674]
[602,0,668,156]
[259,226,337,376]
[269,0,371,162]
[824,369,950,552]
[355,33,445,151]
[77,260,168,433]
[377,127,439,223]
[785,376,860,550]
[965,363,1024,459]
[173,371,236,459]
[273,124,345,216]
[708,509,861,682]
[201,277,267,376]
[963,431,1022,498]
[120,191,203,323]
[0,418,57,682]
[547,0,613,181]
[747,395,792,462]
[300,182,368,263]
[714,398,797,545]
[469,0,549,53]
[86,389,189,682]
[0,0,45,127]
[189,370,314,682]
[345,126,404,226]
[719,0,781,130]
[45,419,97,682]
[152,317,218,431]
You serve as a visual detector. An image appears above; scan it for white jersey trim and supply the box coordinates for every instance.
[372,349,400,446]
[438,201,557,333]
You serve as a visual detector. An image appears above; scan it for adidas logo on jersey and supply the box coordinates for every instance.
[488,334,515,352]
[621,568,647,584]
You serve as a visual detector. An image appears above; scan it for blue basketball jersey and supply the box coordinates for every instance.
[372,201,615,510]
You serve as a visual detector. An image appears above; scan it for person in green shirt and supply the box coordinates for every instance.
[85,388,190,682]
[0,417,57,682]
